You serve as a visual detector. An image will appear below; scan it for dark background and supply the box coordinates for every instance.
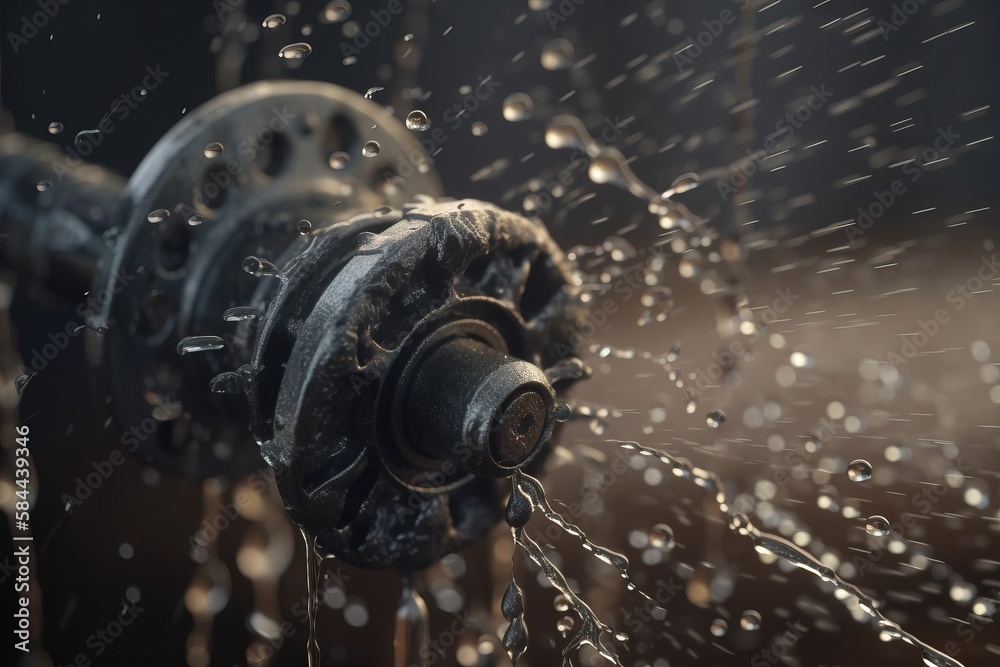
[1,1,999,666]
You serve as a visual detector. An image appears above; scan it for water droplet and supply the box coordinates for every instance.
[540,38,575,70]
[223,306,259,322]
[556,616,574,633]
[502,93,534,122]
[661,172,701,199]
[739,610,761,631]
[278,42,312,59]
[204,142,223,158]
[36,180,53,192]
[710,619,728,636]
[47,121,63,135]
[322,1,351,23]
[403,33,414,41]
[363,86,383,99]
[177,336,225,355]
[614,631,628,642]
[649,523,674,549]
[328,151,350,169]
[553,402,572,423]
[185,214,205,226]
[506,486,533,528]
[262,13,286,28]
[15,373,34,394]
[147,208,169,224]
[706,409,726,429]
[356,231,378,248]
[866,515,890,537]
[685,399,698,414]
[471,121,488,136]
[848,459,873,482]
[553,594,570,612]
[362,140,380,157]
[405,109,431,131]
[242,256,280,277]
[210,371,245,394]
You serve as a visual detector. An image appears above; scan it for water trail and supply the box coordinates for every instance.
[505,479,623,666]
[610,440,965,667]
[394,574,429,667]
[301,528,322,667]
[514,471,653,604]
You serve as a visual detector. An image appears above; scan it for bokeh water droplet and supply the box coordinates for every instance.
[328,151,350,169]
[502,93,534,122]
[362,140,380,157]
[540,38,575,70]
[706,410,726,429]
[405,110,431,131]
[739,610,761,631]
[278,42,312,59]
[866,515,890,537]
[848,459,873,482]
[203,142,223,158]
[262,13,286,28]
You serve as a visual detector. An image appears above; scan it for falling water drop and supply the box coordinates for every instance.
[405,110,431,131]
[848,459,873,482]
[648,523,674,549]
[710,619,728,637]
[540,38,575,70]
[47,121,64,134]
[223,306,259,322]
[296,219,313,235]
[36,180,53,192]
[866,515,891,537]
[147,208,169,224]
[15,373,34,394]
[278,42,313,59]
[242,256,280,277]
[553,402,572,423]
[553,594,570,612]
[209,371,244,394]
[187,214,205,226]
[471,121,488,136]
[262,13,286,28]
[362,140,381,157]
[739,610,762,631]
[660,172,701,199]
[614,631,629,642]
[556,616,574,634]
[203,142,223,158]
[177,336,225,355]
[328,151,350,169]
[394,575,428,667]
[706,410,727,429]
[505,485,533,529]
[502,93,534,122]
[501,576,528,665]
[322,1,351,23]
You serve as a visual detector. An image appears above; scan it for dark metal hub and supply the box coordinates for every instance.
[0,82,588,572]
